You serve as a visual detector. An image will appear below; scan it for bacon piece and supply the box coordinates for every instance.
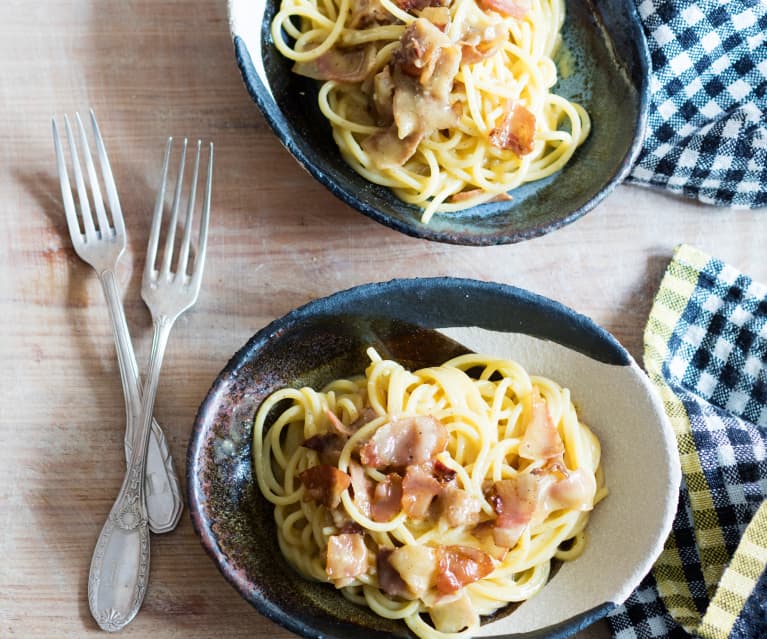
[350,0,396,28]
[298,465,350,509]
[418,6,451,30]
[293,45,376,83]
[387,545,438,597]
[348,460,373,517]
[478,0,530,18]
[489,103,536,156]
[519,387,565,461]
[459,23,507,65]
[402,463,443,519]
[376,547,414,599]
[396,0,448,12]
[436,545,494,594]
[429,591,479,633]
[326,533,368,585]
[433,459,457,483]
[488,474,541,547]
[471,521,509,560]
[438,486,482,527]
[448,189,513,204]
[325,409,354,436]
[546,467,596,512]
[361,126,423,169]
[358,415,448,469]
[371,473,404,522]
[372,66,395,125]
[302,432,345,466]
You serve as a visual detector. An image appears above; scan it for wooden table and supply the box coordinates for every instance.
[2,1,764,637]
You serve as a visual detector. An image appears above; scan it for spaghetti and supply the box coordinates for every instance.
[253,348,605,639]
[271,0,590,223]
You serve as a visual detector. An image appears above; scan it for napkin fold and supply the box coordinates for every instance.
[607,244,767,639]
[627,0,767,208]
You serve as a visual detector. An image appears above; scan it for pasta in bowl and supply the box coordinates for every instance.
[188,278,680,639]
[254,347,605,638]
[228,0,649,244]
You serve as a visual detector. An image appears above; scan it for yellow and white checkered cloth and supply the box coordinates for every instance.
[607,245,767,638]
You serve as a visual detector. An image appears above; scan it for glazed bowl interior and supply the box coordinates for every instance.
[187,278,680,639]
[228,0,650,245]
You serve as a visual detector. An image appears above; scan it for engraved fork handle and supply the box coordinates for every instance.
[98,268,183,534]
[88,313,174,631]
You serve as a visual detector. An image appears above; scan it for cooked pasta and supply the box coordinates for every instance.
[271,0,590,223]
[253,348,606,639]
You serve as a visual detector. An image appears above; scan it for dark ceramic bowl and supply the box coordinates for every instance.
[228,0,649,245]
[187,278,680,638]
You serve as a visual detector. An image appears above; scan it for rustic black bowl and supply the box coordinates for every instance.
[187,278,680,638]
[228,0,649,245]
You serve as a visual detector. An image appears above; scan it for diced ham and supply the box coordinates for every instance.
[302,432,345,466]
[519,387,565,461]
[387,545,438,597]
[402,463,443,519]
[376,547,414,599]
[429,591,479,633]
[489,103,536,156]
[358,415,448,469]
[478,0,531,18]
[435,545,494,594]
[488,473,541,547]
[298,464,350,509]
[326,533,368,585]
[438,486,482,527]
[371,473,404,522]
[293,45,376,83]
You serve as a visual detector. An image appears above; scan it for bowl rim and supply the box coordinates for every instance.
[187,276,681,639]
[227,0,651,246]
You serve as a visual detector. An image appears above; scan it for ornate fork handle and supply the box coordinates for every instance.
[88,314,174,632]
[99,268,182,534]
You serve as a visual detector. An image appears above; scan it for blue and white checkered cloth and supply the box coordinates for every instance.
[606,245,767,639]
[627,0,767,208]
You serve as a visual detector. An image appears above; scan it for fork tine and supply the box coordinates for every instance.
[160,138,188,278]
[64,114,98,242]
[144,137,174,284]
[89,109,125,238]
[191,142,213,289]
[52,117,83,244]
[176,140,201,279]
[75,112,111,239]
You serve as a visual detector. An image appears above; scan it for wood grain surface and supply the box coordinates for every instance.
[1,1,765,638]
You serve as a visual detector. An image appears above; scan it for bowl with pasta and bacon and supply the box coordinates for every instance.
[187,277,680,639]
[228,0,648,244]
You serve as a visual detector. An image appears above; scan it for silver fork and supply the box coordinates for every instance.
[88,137,213,631]
[52,110,183,534]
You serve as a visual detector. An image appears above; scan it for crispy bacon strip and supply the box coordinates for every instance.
[489,103,536,156]
[436,545,494,594]
[298,465,350,509]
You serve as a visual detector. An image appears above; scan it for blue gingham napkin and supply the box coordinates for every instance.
[606,245,767,639]
[627,0,767,208]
